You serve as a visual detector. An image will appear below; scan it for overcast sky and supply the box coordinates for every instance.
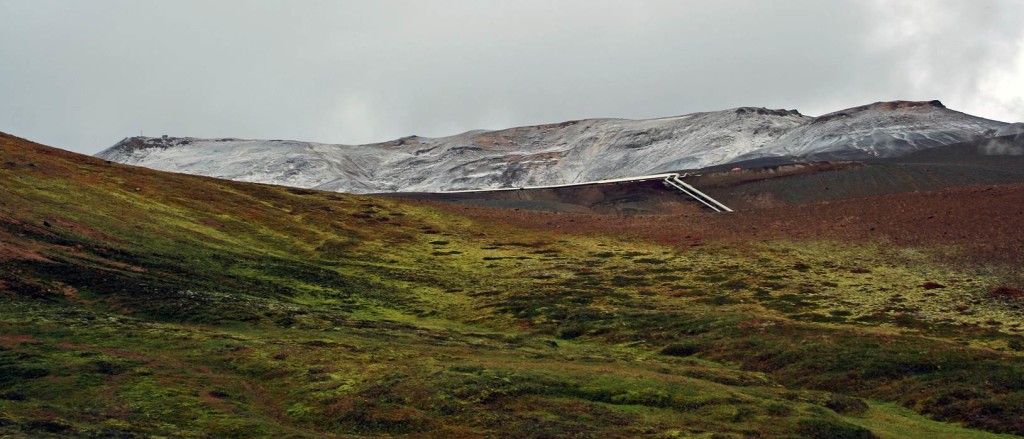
[2,0,1023,154]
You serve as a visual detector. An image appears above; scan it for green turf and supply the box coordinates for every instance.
[2,133,1023,437]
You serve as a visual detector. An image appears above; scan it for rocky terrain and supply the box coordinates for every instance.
[97,100,1016,193]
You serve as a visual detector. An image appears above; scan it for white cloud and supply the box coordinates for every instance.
[974,32,1024,122]
[864,0,1024,121]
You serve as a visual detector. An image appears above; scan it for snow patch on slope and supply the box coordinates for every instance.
[98,108,809,193]
[734,101,1007,162]
[97,101,1014,193]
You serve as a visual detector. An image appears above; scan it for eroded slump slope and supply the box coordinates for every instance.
[3,131,1024,437]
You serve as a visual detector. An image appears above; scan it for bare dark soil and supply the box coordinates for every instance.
[388,134,1024,216]
[700,139,1024,209]
[379,180,704,215]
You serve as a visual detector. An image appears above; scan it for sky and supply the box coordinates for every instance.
[1,0,1023,154]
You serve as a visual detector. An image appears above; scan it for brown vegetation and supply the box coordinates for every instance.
[427,182,1024,269]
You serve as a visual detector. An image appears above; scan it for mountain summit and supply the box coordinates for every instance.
[97,100,1012,193]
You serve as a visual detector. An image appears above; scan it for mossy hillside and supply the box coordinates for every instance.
[9,300,1012,439]
[846,403,1020,439]
[0,299,875,438]
[2,133,1024,437]
[457,239,1024,430]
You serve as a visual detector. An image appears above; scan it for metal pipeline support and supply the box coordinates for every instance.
[670,175,732,212]
[663,177,722,212]
[662,175,732,213]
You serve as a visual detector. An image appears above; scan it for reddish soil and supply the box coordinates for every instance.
[198,218,226,229]
[47,216,126,244]
[426,183,1024,269]
[0,240,51,262]
[0,334,38,349]
[989,287,1024,300]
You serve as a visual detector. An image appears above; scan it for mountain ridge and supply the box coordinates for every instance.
[97,100,1014,193]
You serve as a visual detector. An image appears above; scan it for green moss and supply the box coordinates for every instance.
[2,134,1024,436]
[797,418,878,439]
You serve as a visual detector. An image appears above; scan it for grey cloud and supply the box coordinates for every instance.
[863,0,1024,116]
[1,0,1022,154]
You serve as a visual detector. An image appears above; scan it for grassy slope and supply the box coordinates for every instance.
[1,132,1023,438]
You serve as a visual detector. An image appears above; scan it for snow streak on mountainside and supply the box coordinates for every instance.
[98,108,808,193]
[97,101,1013,193]
[732,100,1008,163]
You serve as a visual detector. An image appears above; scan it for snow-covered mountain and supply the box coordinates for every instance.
[731,100,1009,163]
[97,101,1013,193]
